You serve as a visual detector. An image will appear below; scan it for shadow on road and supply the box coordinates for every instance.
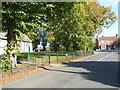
[49,61,120,87]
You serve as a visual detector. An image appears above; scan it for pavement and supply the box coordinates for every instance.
[2,52,120,88]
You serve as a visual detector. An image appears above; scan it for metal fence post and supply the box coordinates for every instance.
[82,50,83,57]
[35,57,36,68]
[10,60,12,75]
[42,56,43,65]
[84,50,86,56]
[80,52,82,57]
[92,50,94,55]
[48,54,50,65]
[72,53,74,60]
[57,53,58,63]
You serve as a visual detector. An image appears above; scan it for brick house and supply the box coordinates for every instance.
[96,35,118,50]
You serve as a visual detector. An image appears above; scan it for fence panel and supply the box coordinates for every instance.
[1,50,94,76]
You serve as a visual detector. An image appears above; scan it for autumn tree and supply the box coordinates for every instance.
[48,2,117,51]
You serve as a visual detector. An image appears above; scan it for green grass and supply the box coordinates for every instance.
[17,51,82,64]
[17,51,52,61]
[1,51,92,64]
[17,51,74,61]
[34,55,73,64]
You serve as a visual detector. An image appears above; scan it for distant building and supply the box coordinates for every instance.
[0,32,33,55]
[0,32,7,55]
[96,35,118,50]
[37,42,50,52]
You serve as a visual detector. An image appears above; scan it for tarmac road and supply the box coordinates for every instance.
[2,52,120,88]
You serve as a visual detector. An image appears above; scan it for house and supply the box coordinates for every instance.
[0,32,7,55]
[37,42,50,52]
[96,35,118,50]
[0,32,33,55]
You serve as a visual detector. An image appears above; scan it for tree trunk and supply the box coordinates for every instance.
[43,45,46,51]
[65,45,69,51]
[7,29,17,67]
[73,43,77,51]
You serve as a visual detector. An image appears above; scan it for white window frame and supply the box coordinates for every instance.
[108,41,110,44]
[102,40,104,44]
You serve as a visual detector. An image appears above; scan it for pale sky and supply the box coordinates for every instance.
[97,0,119,37]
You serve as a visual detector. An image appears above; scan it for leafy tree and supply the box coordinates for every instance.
[1,2,117,70]
[32,28,42,51]
[50,40,60,52]
[2,2,54,68]
[48,2,117,51]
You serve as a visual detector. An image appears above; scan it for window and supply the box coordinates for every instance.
[102,40,104,44]
[108,41,110,44]
[101,45,106,49]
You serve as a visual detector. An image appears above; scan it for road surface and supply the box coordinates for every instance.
[2,52,120,88]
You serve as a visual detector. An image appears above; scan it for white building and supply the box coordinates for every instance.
[0,33,7,55]
[0,32,33,55]
[37,42,50,51]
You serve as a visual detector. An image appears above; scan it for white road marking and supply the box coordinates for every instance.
[97,52,114,61]
[97,58,104,61]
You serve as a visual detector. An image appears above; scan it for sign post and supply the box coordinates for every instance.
[28,45,30,67]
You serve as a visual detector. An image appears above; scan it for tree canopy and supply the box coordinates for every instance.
[1,2,117,68]
[2,2,54,68]
[47,2,117,51]
[2,2,117,52]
